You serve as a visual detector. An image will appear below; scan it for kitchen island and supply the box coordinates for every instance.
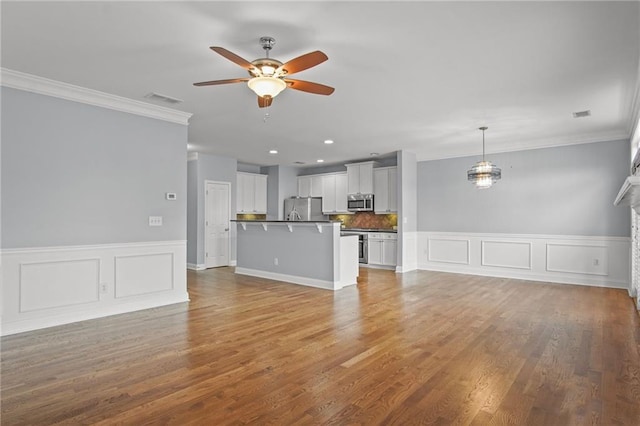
[233,220,358,290]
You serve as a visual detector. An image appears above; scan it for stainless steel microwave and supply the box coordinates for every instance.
[347,194,374,212]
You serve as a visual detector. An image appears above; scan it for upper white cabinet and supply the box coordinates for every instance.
[237,172,267,214]
[346,161,376,194]
[374,166,397,213]
[297,175,323,197]
[321,172,349,214]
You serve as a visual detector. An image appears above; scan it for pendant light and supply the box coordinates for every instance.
[467,126,501,189]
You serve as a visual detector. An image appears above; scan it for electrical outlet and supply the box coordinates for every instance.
[274,257,279,266]
[593,259,599,266]
[100,283,108,294]
[149,216,163,226]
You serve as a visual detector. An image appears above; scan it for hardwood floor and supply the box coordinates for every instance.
[2,267,639,425]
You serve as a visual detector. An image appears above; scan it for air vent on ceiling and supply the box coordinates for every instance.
[572,110,591,118]
[144,92,183,105]
[294,161,306,165]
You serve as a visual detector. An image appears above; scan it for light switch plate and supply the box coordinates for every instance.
[149,216,163,226]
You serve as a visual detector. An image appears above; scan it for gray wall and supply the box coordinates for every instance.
[262,165,299,220]
[191,153,237,265]
[264,165,280,220]
[1,87,187,248]
[278,166,299,200]
[237,162,261,173]
[417,139,630,237]
[236,224,338,281]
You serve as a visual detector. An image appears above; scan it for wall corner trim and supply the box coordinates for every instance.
[0,68,193,125]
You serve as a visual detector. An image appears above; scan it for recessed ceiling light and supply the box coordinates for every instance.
[370,152,379,157]
[294,161,306,165]
[324,139,334,144]
[269,150,278,154]
[317,159,324,163]
[572,110,591,118]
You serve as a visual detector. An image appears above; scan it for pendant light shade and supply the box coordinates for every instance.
[467,126,501,189]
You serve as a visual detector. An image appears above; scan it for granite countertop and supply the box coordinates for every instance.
[341,228,397,233]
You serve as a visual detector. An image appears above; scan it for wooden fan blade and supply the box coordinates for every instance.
[258,96,273,108]
[278,51,328,75]
[284,79,335,95]
[193,78,249,87]
[210,47,256,71]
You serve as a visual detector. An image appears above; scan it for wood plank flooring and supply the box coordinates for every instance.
[2,267,639,425]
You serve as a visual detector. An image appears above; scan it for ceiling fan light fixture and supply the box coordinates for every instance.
[247,76,286,98]
[260,65,277,76]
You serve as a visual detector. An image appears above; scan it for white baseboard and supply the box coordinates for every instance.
[2,292,190,336]
[417,232,630,290]
[230,260,237,266]
[187,263,206,271]
[234,267,338,291]
[1,240,188,336]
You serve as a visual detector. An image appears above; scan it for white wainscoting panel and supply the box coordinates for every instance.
[2,240,188,336]
[115,253,174,298]
[482,241,531,270]
[427,238,470,265]
[20,258,100,312]
[546,243,608,276]
[418,232,629,289]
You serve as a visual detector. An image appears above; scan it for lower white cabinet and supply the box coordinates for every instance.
[368,233,397,266]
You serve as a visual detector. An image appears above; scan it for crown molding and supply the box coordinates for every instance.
[416,132,629,162]
[0,68,192,126]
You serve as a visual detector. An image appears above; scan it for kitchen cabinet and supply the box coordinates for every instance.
[321,172,349,214]
[237,172,267,214]
[346,161,376,194]
[374,167,397,213]
[297,175,323,197]
[368,233,397,266]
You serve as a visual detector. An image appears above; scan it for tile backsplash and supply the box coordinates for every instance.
[236,214,267,220]
[330,212,397,229]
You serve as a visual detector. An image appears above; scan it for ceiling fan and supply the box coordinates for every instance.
[194,36,334,108]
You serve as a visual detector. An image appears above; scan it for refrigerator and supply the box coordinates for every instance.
[284,197,327,221]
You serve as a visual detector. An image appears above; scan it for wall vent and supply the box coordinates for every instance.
[572,110,591,118]
[144,92,183,105]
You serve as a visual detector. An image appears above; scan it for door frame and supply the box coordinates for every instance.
[204,180,231,268]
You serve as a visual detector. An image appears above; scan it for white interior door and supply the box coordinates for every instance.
[205,181,230,268]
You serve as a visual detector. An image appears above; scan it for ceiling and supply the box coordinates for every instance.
[2,1,639,167]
